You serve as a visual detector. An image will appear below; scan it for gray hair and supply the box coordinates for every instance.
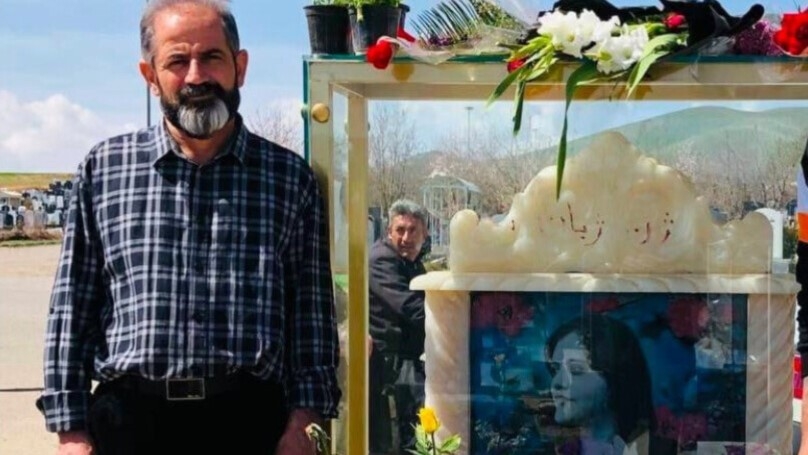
[388,199,428,227]
[140,0,240,62]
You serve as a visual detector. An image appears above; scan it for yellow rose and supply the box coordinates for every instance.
[418,407,440,434]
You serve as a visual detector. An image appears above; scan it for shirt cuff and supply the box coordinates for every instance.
[39,390,90,433]
[288,367,341,419]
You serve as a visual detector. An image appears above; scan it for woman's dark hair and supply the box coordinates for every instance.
[545,313,655,443]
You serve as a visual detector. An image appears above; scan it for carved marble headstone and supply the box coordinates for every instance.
[449,131,771,274]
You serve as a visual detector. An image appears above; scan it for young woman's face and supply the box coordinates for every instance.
[550,331,610,426]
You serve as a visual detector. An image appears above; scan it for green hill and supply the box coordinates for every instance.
[560,106,808,162]
[0,173,73,191]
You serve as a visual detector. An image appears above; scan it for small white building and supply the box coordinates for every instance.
[420,171,482,253]
[0,189,23,209]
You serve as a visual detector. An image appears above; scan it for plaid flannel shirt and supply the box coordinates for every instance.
[40,118,340,432]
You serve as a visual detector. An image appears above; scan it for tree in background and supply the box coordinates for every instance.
[368,104,422,212]
[430,125,553,216]
[247,100,802,231]
[247,100,304,154]
[677,132,800,220]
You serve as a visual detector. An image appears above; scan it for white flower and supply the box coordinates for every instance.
[587,24,649,74]
[577,10,620,45]
[538,10,586,57]
[538,9,621,58]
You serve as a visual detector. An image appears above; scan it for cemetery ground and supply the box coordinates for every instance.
[0,244,60,454]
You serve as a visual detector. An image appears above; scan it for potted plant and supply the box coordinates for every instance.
[305,0,352,55]
[347,0,403,54]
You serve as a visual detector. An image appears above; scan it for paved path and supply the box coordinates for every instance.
[0,245,60,455]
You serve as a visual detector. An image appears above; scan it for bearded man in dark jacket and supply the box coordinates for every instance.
[368,199,429,455]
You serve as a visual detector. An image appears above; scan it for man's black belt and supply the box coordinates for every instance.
[109,373,256,401]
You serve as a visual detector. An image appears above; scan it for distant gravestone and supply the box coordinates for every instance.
[23,210,35,229]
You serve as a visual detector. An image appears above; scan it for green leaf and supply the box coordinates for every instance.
[625,50,669,98]
[526,55,556,81]
[513,78,526,134]
[625,33,679,98]
[485,62,527,106]
[509,36,550,61]
[439,435,462,452]
[640,33,680,60]
[557,60,602,198]
[411,0,485,45]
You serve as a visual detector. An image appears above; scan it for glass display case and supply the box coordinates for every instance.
[302,55,805,455]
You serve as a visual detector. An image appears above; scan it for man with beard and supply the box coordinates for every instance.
[36,1,339,454]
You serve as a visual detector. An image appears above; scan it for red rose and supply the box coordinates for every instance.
[667,297,709,340]
[507,58,526,73]
[664,13,686,30]
[366,41,394,70]
[774,11,808,55]
[471,293,534,337]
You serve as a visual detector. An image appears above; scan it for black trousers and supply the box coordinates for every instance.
[87,376,288,455]
[369,350,425,455]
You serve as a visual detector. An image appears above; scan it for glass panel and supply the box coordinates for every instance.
[362,97,799,455]
[332,93,349,274]
[307,59,802,455]
[360,98,802,271]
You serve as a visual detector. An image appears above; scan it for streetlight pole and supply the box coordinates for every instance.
[465,106,473,153]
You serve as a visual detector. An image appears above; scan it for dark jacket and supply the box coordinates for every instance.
[369,238,427,360]
[798,146,808,377]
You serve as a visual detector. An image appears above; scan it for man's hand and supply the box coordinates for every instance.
[275,409,322,455]
[56,431,93,455]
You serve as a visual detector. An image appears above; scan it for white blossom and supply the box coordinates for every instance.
[577,10,620,45]
[587,25,649,74]
[538,10,589,57]
[538,9,621,58]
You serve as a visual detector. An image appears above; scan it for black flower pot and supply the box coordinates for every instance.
[348,5,402,54]
[305,5,351,55]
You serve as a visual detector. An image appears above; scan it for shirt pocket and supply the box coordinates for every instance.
[99,206,147,284]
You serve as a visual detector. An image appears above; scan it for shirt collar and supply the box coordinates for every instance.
[151,114,249,167]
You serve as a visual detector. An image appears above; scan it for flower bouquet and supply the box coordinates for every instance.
[485,0,764,195]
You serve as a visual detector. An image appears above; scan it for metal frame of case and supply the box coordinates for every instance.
[302,55,808,455]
